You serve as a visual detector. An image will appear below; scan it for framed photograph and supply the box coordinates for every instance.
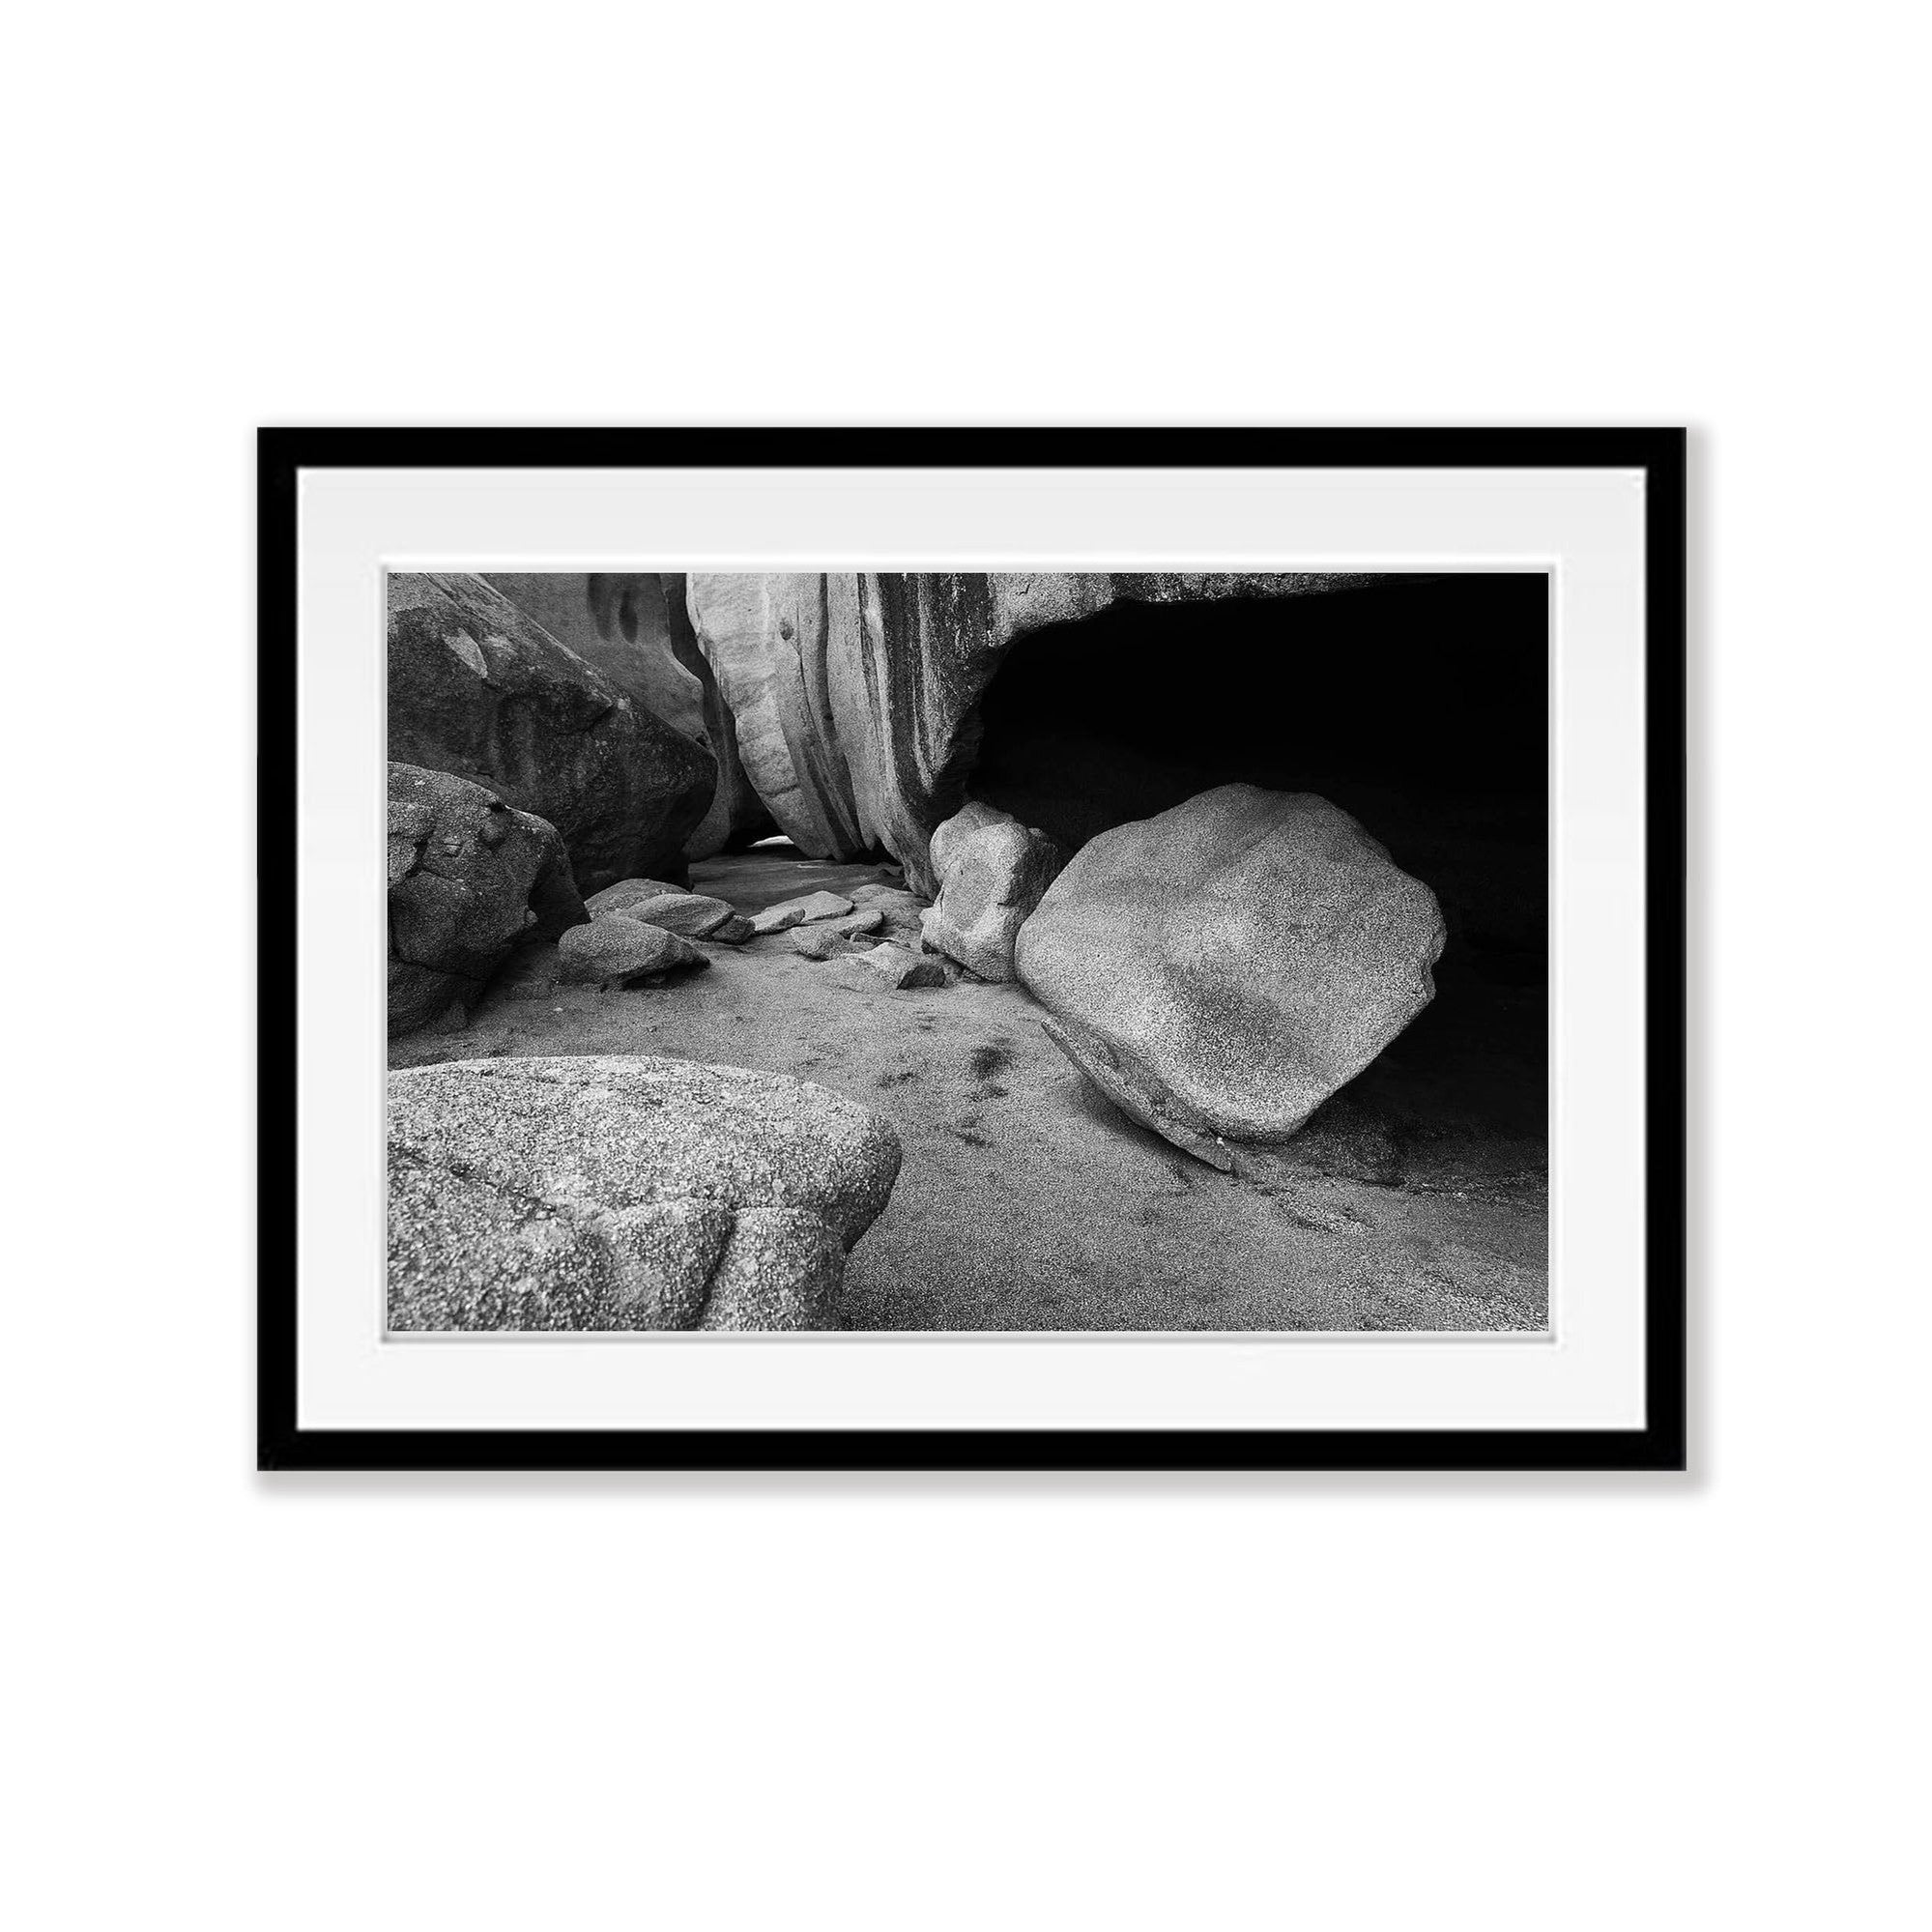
[261,427,1686,1472]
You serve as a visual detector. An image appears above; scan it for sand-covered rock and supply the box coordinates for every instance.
[388,572,717,892]
[687,572,1384,890]
[556,914,709,988]
[918,800,1064,982]
[387,763,585,1034]
[1016,785,1446,1160]
[388,1056,903,1331]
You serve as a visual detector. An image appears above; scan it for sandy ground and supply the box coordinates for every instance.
[391,851,1548,1331]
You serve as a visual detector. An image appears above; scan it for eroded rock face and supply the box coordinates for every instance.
[485,573,708,748]
[387,1056,903,1331]
[686,572,1381,890]
[918,801,1064,982]
[388,572,717,892]
[660,574,770,857]
[387,763,585,1034]
[1015,786,1446,1160]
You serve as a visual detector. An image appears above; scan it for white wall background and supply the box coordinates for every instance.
[6,5,1925,1928]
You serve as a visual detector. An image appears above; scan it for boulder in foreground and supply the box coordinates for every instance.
[1015,786,1445,1160]
[917,800,1065,981]
[387,762,585,1034]
[389,1056,903,1331]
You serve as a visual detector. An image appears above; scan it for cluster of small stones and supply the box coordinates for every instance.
[538,873,973,1003]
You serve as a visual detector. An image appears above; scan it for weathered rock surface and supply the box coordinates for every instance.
[686,572,1383,891]
[792,924,857,962]
[1015,786,1446,1158]
[486,573,708,748]
[615,891,738,939]
[387,763,585,1034]
[849,882,931,943]
[556,914,709,988]
[584,878,684,916]
[657,574,771,857]
[388,1056,903,1331]
[917,800,1065,982]
[833,942,951,993]
[748,889,856,937]
[789,910,883,960]
[388,572,717,892]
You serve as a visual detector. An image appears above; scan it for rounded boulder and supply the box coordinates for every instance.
[1015,785,1445,1157]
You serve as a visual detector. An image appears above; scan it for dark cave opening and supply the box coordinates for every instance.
[966,575,1551,1162]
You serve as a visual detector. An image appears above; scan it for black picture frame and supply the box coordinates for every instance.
[259,427,1687,1474]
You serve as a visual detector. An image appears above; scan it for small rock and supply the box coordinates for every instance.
[585,877,685,917]
[617,891,737,938]
[848,882,931,941]
[918,800,1065,982]
[793,908,885,960]
[842,942,950,991]
[709,914,756,945]
[557,915,709,988]
[791,924,859,961]
[748,890,856,936]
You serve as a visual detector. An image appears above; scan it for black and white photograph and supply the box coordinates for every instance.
[17,10,1931,1930]
[386,567,1549,1336]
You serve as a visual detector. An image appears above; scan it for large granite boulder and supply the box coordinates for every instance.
[686,572,1382,891]
[388,1056,903,1331]
[1015,785,1446,1166]
[387,763,585,1034]
[917,800,1064,981]
[388,571,717,892]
